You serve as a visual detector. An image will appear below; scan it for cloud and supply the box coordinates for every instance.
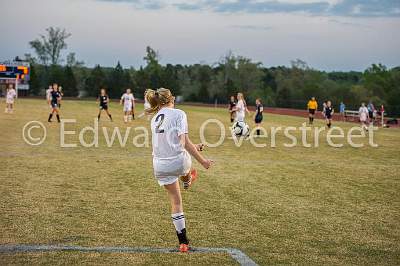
[229,24,274,31]
[97,0,400,17]
[205,0,329,14]
[173,3,201,11]
[328,18,371,28]
[329,0,400,17]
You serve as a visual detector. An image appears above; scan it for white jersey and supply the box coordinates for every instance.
[151,107,191,185]
[121,93,134,105]
[151,107,188,159]
[144,97,151,109]
[359,106,369,122]
[121,93,134,111]
[236,99,245,121]
[6,89,16,103]
[46,89,52,101]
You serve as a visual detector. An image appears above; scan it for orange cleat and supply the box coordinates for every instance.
[190,168,197,183]
[179,244,190,253]
[180,169,197,190]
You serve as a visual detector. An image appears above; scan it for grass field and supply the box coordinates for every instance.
[1,99,399,265]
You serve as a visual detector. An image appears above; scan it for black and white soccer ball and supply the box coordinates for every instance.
[232,121,250,137]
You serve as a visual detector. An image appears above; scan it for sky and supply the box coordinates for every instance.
[0,0,399,71]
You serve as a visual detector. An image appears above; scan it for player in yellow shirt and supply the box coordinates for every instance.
[307,97,318,125]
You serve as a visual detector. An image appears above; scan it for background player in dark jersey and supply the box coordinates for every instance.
[254,98,264,136]
[228,95,236,123]
[325,100,334,128]
[48,83,61,123]
[97,88,113,121]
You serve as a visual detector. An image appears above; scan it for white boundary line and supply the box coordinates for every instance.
[0,244,258,266]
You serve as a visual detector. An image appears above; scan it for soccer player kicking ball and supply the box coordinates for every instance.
[145,88,212,252]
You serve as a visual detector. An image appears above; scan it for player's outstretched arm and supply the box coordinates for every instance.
[180,134,212,169]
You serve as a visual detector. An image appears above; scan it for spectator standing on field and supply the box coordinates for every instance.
[339,102,346,121]
[359,102,369,131]
[367,101,375,124]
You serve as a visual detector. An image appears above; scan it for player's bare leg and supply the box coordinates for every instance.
[123,111,128,123]
[164,181,189,252]
[180,143,203,189]
[128,111,132,122]
[105,109,113,121]
[55,108,61,122]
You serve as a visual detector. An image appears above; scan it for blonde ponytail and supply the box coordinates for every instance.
[145,88,174,114]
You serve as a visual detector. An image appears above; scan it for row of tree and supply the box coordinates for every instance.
[26,27,400,116]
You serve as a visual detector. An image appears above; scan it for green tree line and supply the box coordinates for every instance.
[26,27,400,116]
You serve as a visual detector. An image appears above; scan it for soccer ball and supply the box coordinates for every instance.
[232,121,250,137]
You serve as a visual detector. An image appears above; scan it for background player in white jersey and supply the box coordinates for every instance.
[120,88,134,123]
[5,84,17,113]
[138,89,152,120]
[46,85,53,105]
[234,92,250,122]
[359,102,370,131]
[145,88,212,253]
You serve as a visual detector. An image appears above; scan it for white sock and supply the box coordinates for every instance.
[171,212,185,233]
[124,115,128,122]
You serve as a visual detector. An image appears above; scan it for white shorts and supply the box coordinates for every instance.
[144,103,151,110]
[360,113,367,122]
[6,99,14,104]
[236,112,245,122]
[123,104,132,112]
[153,151,192,186]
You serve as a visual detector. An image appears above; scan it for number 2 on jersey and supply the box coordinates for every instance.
[155,114,165,133]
